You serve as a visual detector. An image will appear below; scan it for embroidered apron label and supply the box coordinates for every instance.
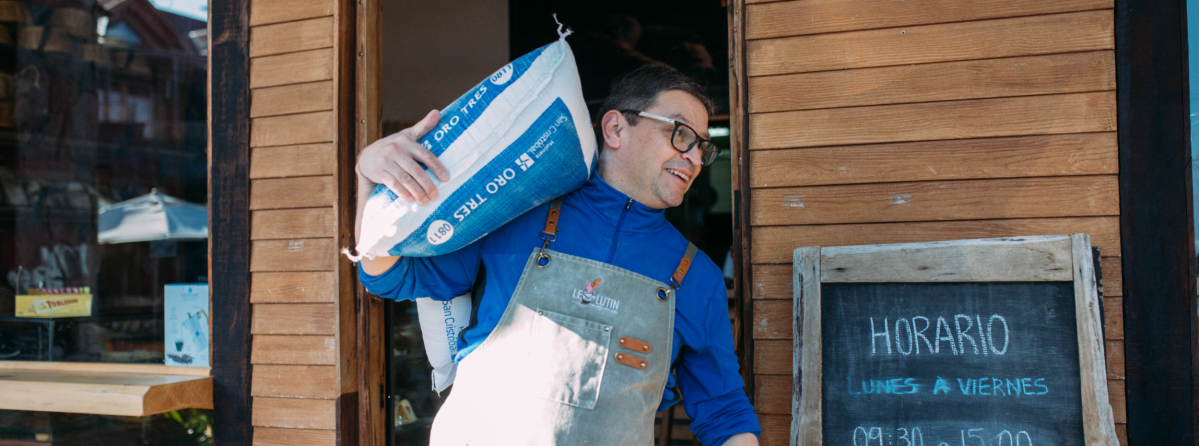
[571,277,620,314]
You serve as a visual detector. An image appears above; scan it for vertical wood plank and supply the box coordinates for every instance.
[211,0,254,441]
[1071,234,1119,445]
[794,246,822,445]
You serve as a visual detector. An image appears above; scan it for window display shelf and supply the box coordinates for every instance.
[0,362,211,417]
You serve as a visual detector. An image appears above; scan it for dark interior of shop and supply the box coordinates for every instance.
[384,1,731,444]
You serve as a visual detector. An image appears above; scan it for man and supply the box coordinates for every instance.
[356,64,761,445]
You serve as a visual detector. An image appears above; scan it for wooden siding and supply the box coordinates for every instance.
[246,0,349,442]
[741,2,1125,444]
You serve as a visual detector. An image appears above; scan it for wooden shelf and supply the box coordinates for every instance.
[0,362,212,416]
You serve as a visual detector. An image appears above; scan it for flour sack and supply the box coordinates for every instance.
[351,22,595,260]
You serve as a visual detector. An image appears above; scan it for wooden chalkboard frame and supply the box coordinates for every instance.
[791,234,1117,446]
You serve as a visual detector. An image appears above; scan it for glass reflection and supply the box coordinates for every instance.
[0,0,208,364]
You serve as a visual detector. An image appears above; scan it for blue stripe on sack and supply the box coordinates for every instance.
[390,98,591,257]
[416,43,551,158]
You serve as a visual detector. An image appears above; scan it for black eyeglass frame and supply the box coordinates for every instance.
[618,109,721,166]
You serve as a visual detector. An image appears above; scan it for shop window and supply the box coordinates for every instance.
[1191,0,1199,264]
[0,0,212,443]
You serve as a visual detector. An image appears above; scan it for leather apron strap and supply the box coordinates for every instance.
[541,197,699,289]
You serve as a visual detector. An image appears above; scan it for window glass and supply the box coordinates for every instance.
[0,0,212,441]
[0,0,208,365]
[1191,0,1199,256]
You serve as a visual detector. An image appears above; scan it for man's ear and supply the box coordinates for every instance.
[600,110,625,150]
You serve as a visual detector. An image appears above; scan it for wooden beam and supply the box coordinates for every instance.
[211,0,254,440]
[1115,0,1198,442]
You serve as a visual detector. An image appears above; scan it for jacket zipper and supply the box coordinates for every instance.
[605,198,634,263]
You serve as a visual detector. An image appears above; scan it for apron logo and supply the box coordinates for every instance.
[572,278,619,314]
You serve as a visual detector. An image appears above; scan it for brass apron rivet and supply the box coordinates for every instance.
[619,339,625,344]
[537,310,544,316]
[603,326,611,332]
[640,362,646,367]
[642,346,648,352]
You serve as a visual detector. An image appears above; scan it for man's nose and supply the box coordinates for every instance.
[680,146,704,167]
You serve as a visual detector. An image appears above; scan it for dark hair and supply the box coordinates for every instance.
[594,64,715,146]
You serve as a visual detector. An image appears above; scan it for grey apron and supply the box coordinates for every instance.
[429,198,698,445]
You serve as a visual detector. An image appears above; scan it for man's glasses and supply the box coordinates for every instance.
[620,110,721,166]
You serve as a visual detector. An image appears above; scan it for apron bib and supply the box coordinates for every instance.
[429,198,697,445]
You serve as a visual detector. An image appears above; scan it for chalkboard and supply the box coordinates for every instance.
[791,235,1117,446]
[821,282,1083,446]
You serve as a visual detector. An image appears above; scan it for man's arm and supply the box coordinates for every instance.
[677,278,762,445]
[355,110,449,276]
[724,433,759,446]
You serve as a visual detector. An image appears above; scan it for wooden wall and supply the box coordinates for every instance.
[738,1,1125,444]
[244,0,356,443]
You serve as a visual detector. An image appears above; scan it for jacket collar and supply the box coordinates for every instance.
[567,174,669,234]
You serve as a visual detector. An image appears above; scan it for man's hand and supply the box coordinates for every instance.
[357,109,450,205]
[354,110,450,277]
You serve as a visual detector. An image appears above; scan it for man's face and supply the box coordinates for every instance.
[614,90,709,209]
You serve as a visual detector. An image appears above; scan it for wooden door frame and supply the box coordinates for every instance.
[208,0,253,441]
[728,0,754,399]
[354,0,387,444]
[1114,0,1197,443]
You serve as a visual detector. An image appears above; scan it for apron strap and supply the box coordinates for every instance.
[670,243,698,290]
[542,197,564,241]
[537,198,565,267]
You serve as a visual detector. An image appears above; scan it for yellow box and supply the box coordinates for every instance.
[15,294,93,318]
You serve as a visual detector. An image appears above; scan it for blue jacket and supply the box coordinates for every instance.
[360,175,761,445]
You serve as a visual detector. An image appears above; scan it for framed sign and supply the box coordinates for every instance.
[792,234,1117,446]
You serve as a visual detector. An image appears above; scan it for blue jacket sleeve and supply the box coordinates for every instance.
[358,239,484,302]
[678,279,761,445]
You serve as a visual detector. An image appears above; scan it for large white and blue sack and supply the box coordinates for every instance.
[349,21,596,260]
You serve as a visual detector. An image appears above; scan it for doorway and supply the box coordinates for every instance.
[379,1,733,444]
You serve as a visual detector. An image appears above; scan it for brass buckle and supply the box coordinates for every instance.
[537,234,554,268]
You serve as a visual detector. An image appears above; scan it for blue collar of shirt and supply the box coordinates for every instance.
[567,174,670,235]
